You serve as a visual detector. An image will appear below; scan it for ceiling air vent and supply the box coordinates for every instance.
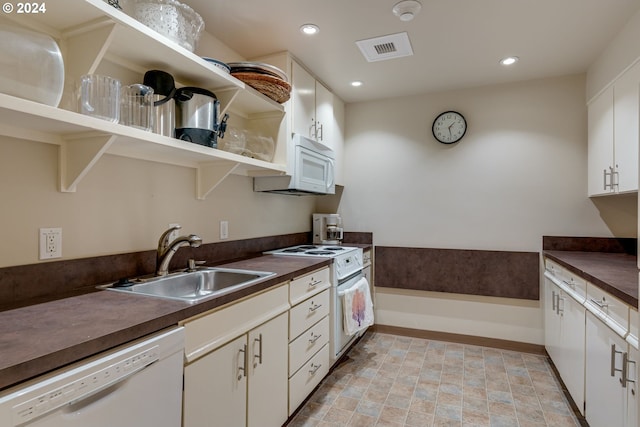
[356,32,414,62]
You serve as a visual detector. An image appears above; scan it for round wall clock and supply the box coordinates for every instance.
[432,111,467,144]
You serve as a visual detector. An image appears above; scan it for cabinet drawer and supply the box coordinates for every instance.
[289,289,330,340]
[289,343,330,415]
[585,283,629,336]
[289,316,329,376]
[289,267,330,305]
[182,284,289,363]
[544,258,586,302]
[544,259,564,279]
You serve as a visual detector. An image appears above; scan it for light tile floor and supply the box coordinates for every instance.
[289,331,584,427]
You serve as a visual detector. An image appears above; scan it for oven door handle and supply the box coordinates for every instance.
[337,278,363,297]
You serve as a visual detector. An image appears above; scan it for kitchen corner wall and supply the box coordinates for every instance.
[0,136,316,268]
[341,73,636,345]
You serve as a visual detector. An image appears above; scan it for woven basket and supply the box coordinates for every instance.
[232,72,291,104]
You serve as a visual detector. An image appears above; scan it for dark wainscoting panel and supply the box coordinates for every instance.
[543,236,637,255]
[0,232,310,311]
[375,246,539,300]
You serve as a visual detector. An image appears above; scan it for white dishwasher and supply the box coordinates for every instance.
[0,327,184,427]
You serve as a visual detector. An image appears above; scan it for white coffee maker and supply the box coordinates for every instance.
[312,213,344,245]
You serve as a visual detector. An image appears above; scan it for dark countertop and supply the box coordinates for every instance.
[0,255,331,391]
[544,250,638,308]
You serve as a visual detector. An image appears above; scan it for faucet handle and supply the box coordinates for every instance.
[187,259,206,272]
[158,225,182,249]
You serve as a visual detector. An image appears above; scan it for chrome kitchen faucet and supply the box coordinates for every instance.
[156,225,202,276]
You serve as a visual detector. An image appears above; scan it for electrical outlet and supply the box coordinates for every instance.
[168,223,180,241]
[220,220,229,240]
[39,228,62,259]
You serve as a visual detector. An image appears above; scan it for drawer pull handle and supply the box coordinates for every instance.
[308,279,322,287]
[309,333,322,344]
[611,344,623,378]
[557,295,564,316]
[309,363,322,376]
[591,298,609,309]
[562,279,576,289]
[621,353,636,388]
[309,302,322,312]
[254,333,263,367]
[238,344,248,380]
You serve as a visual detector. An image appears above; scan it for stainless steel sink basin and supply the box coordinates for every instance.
[100,268,276,304]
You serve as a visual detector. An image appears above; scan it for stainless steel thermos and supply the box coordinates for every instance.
[143,70,176,137]
[174,87,228,148]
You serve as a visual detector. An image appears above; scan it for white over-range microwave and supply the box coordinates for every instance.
[254,133,335,195]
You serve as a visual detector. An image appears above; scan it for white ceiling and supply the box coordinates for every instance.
[186,0,640,103]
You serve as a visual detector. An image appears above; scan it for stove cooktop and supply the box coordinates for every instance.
[266,245,358,258]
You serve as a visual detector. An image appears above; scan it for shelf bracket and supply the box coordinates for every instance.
[61,20,117,108]
[196,162,240,200]
[59,133,117,193]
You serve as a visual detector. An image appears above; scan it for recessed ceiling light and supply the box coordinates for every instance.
[300,24,319,35]
[500,56,519,66]
[351,81,363,87]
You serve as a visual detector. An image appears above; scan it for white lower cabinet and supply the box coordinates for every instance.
[544,278,586,414]
[543,271,586,414]
[184,312,289,427]
[626,346,639,427]
[181,284,290,427]
[585,311,637,427]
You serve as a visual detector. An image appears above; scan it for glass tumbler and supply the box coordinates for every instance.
[79,74,121,122]
[120,84,154,131]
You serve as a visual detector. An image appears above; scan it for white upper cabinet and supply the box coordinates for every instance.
[292,61,317,139]
[291,61,334,146]
[588,60,640,196]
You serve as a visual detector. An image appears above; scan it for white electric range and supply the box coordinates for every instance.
[266,244,365,363]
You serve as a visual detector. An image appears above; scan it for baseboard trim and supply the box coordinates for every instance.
[371,324,545,355]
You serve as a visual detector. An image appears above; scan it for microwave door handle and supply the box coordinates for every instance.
[327,159,335,190]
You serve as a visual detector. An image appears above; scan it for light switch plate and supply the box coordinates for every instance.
[220,220,229,240]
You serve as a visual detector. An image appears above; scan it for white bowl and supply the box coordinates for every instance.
[0,25,64,107]
[128,0,204,52]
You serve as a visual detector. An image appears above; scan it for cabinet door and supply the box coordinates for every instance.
[588,85,614,196]
[585,312,627,427]
[292,61,316,139]
[556,291,586,414]
[184,335,248,427]
[626,346,638,427]
[613,61,640,193]
[247,312,289,427]
[315,82,333,146]
[544,277,561,361]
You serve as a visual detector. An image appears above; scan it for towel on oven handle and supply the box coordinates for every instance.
[340,277,374,336]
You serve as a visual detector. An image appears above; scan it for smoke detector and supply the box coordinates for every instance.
[356,32,414,62]
[392,0,422,22]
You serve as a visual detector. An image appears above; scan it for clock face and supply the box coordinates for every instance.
[432,111,467,144]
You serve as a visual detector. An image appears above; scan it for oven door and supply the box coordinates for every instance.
[293,144,335,194]
[332,271,365,362]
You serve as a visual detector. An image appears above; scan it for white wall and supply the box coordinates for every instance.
[0,136,315,268]
[341,74,636,345]
[587,9,640,101]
